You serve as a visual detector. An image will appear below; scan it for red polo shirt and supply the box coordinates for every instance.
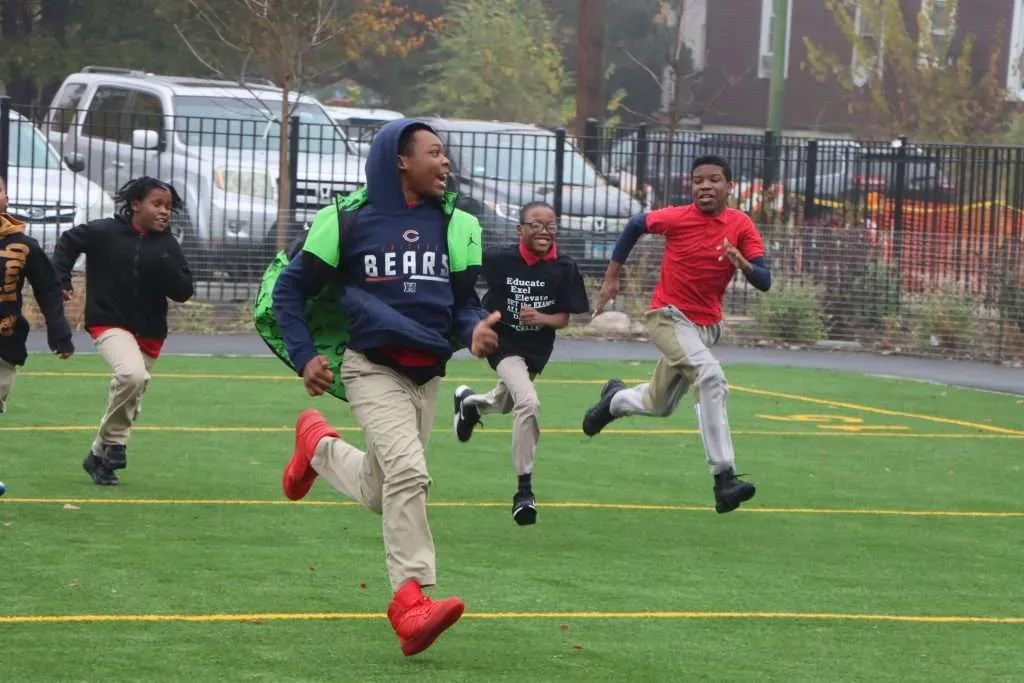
[645,204,765,326]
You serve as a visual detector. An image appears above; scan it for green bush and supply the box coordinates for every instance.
[753,278,827,343]
[997,274,1024,334]
[854,260,902,330]
[910,283,976,352]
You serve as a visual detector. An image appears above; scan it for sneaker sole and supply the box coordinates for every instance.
[400,600,465,657]
[452,385,473,442]
[82,455,119,486]
[513,503,537,526]
[283,411,333,501]
[582,380,625,436]
[715,484,756,514]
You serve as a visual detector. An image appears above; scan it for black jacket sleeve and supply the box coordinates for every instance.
[25,238,74,354]
[160,238,194,303]
[52,223,93,289]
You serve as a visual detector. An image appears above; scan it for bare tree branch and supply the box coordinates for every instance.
[618,45,665,89]
[186,0,247,53]
[693,62,755,118]
[173,24,228,76]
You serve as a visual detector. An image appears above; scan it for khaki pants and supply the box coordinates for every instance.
[312,349,440,592]
[464,356,539,476]
[92,328,156,455]
[610,306,736,475]
[0,358,15,414]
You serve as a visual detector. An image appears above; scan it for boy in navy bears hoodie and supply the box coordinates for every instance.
[452,201,589,526]
[271,119,500,657]
[0,176,75,414]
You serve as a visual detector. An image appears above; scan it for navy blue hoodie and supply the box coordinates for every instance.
[272,118,486,383]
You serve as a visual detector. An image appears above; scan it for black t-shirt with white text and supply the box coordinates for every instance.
[481,244,589,374]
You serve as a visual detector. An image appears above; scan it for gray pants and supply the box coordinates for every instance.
[609,306,736,475]
[463,356,539,476]
[92,328,156,455]
[310,349,440,592]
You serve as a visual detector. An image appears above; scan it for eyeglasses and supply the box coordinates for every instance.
[521,221,558,233]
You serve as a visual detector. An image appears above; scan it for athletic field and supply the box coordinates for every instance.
[1,353,1021,682]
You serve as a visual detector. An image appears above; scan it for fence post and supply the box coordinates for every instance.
[762,129,777,190]
[553,127,566,218]
[892,135,908,306]
[583,117,600,169]
[0,97,10,186]
[288,115,301,220]
[800,139,819,276]
[636,123,649,207]
[803,139,818,222]
[761,130,778,228]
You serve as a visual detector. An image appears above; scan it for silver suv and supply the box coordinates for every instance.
[44,67,366,275]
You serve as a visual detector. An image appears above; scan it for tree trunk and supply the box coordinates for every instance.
[277,89,292,252]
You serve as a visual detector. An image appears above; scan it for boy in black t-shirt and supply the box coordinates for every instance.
[452,201,589,525]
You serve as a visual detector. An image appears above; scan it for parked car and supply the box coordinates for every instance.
[420,117,643,265]
[44,66,367,276]
[854,142,956,204]
[5,109,113,269]
[322,105,404,157]
[601,128,702,207]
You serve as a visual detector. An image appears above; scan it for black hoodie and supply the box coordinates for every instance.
[0,214,74,365]
[52,215,193,340]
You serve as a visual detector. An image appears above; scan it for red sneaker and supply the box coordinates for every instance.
[282,409,339,501]
[387,580,465,657]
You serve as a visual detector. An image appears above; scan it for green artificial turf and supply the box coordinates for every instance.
[1,354,1021,682]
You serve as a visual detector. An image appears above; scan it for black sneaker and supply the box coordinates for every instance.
[582,378,626,436]
[512,491,537,526]
[100,444,127,471]
[82,452,119,486]
[713,469,756,513]
[452,385,481,443]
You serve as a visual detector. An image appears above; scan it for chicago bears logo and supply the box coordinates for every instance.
[403,229,420,243]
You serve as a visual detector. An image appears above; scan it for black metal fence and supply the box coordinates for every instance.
[3,96,1023,361]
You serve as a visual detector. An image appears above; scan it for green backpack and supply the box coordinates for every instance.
[252,188,483,401]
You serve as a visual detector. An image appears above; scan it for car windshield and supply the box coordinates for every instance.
[172,96,350,155]
[9,119,63,169]
[449,132,601,186]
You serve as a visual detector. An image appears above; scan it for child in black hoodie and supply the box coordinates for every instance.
[53,177,193,486]
[0,176,75,414]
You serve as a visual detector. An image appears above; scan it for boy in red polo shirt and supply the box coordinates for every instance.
[453,201,589,525]
[583,155,772,514]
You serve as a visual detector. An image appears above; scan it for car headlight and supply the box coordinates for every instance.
[484,200,521,220]
[86,192,116,222]
[215,168,275,199]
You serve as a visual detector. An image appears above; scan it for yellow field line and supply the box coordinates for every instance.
[4,497,1022,518]
[1,610,1021,626]
[732,385,1024,436]
[0,424,1019,439]
[19,371,1023,436]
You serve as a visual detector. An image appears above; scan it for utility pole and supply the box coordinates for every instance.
[576,0,605,137]
[766,0,789,136]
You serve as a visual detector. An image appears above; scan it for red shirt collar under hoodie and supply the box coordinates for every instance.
[519,240,558,265]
